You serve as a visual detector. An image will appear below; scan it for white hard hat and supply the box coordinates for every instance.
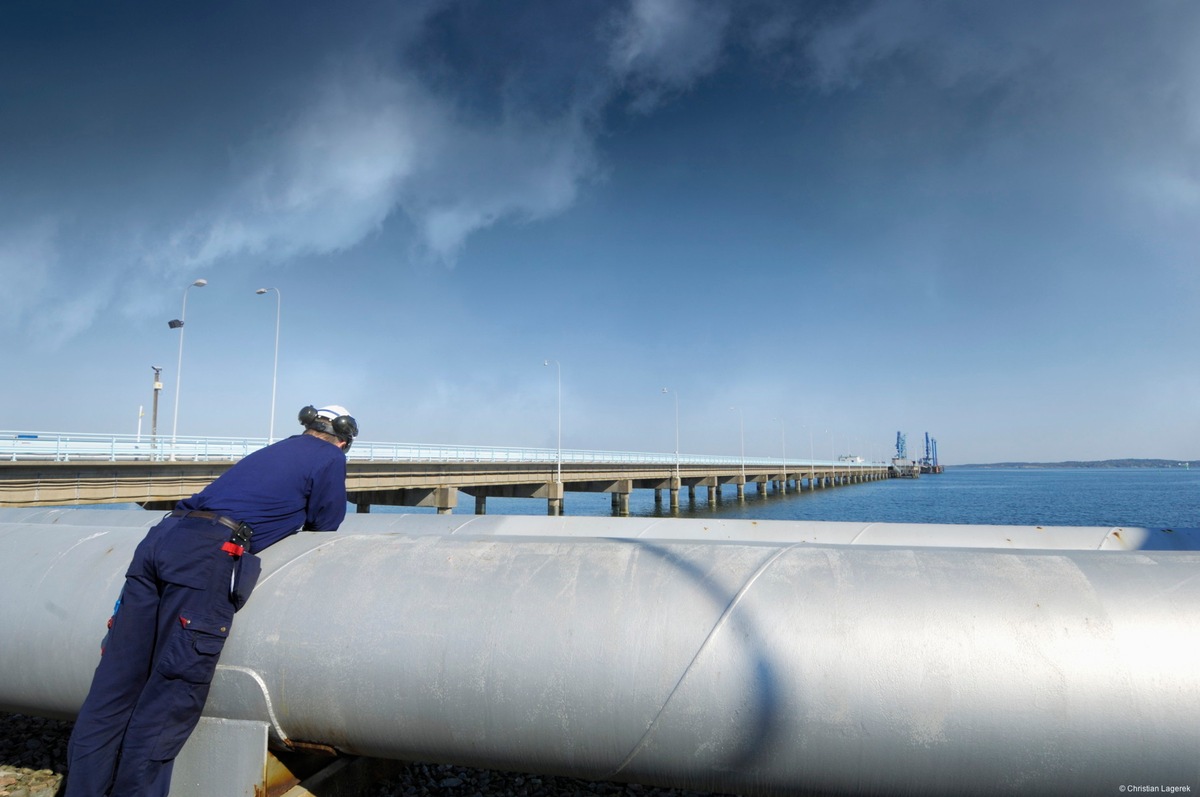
[316,405,351,421]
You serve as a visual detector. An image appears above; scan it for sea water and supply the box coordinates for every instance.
[385,467,1198,528]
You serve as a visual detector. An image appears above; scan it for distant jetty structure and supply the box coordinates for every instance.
[919,431,943,474]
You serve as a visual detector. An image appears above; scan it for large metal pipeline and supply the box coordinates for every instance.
[1,513,1198,795]
[5,506,1198,550]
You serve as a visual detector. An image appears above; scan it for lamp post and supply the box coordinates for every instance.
[729,406,745,483]
[827,428,835,484]
[256,287,281,443]
[662,387,679,481]
[773,417,787,490]
[805,425,815,483]
[543,359,561,484]
[169,278,207,450]
[150,366,163,456]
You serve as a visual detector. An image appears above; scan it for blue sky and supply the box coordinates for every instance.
[2,1,1198,464]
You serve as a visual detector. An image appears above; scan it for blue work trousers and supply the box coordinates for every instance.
[65,514,253,797]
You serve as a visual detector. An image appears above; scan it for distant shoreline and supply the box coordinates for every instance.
[951,459,1196,469]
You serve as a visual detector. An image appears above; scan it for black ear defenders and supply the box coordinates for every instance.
[298,405,321,427]
[298,405,359,451]
[331,414,359,440]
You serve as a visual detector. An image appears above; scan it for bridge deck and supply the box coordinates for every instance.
[1,432,890,514]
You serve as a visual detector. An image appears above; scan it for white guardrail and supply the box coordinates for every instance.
[0,430,881,469]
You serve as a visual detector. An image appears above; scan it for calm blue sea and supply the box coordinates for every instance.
[82,467,1197,528]
[397,468,1198,528]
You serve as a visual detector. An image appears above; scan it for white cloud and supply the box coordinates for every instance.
[158,50,602,271]
[398,112,597,263]
[609,0,732,111]
[165,66,425,269]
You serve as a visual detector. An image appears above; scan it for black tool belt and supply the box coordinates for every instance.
[170,509,253,547]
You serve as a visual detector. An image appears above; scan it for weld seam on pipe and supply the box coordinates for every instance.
[607,541,798,780]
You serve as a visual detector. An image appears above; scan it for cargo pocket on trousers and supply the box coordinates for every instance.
[156,613,231,684]
[231,553,261,612]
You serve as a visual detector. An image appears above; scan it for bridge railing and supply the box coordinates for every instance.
[1,430,883,469]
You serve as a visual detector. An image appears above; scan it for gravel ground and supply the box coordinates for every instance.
[0,712,737,797]
[0,713,66,797]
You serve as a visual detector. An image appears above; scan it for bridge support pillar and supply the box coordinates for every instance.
[546,480,565,516]
[736,482,744,500]
[475,494,487,515]
[608,480,631,516]
[356,501,371,513]
[654,489,662,505]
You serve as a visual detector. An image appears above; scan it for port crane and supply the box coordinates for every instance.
[919,432,943,474]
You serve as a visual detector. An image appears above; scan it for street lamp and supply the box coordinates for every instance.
[729,406,745,482]
[150,366,163,454]
[169,278,207,448]
[543,359,561,484]
[773,417,787,489]
[662,387,679,481]
[808,426,815,483]
[827,429,835,482]
[256,287,281,443]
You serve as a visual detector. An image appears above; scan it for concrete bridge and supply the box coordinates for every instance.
[0,431,890,514]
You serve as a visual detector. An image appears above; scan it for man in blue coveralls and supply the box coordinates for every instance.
[64,404,359,797]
